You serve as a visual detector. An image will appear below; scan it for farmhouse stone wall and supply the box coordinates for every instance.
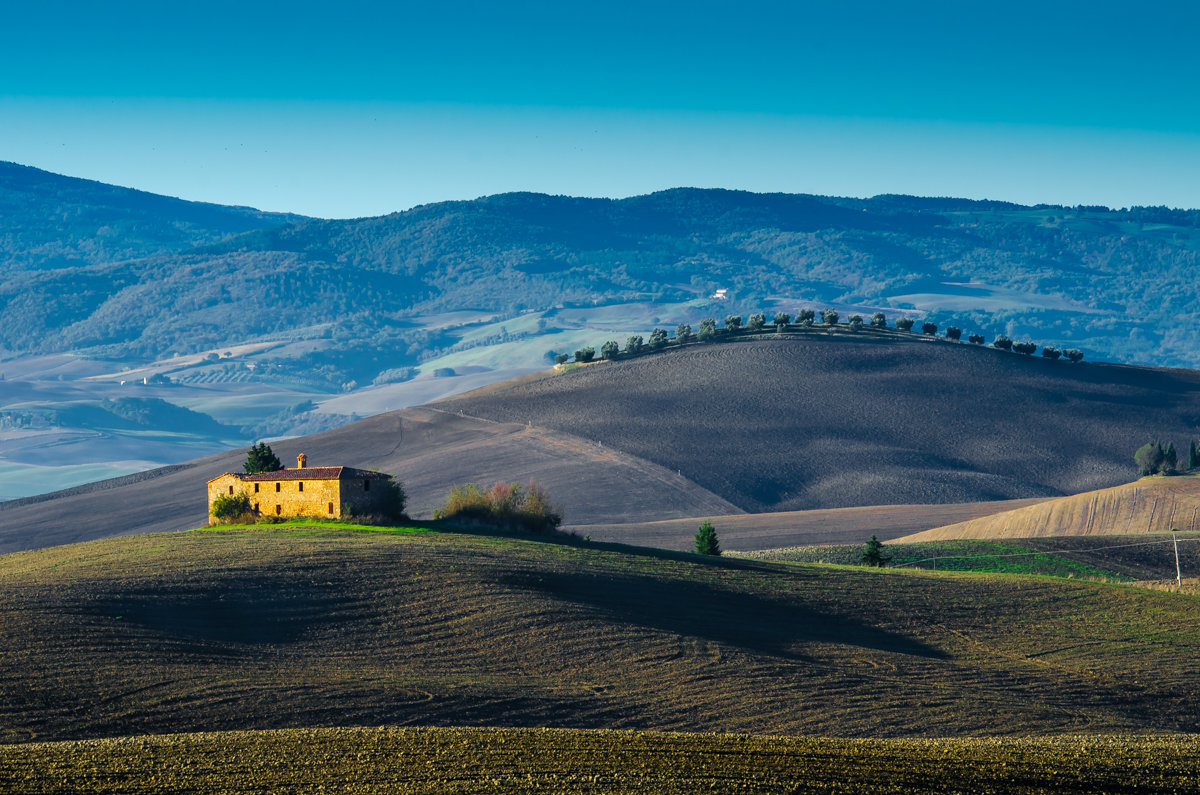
[207,467,392,522]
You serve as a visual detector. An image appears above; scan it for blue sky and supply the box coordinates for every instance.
[2,1,1198,217]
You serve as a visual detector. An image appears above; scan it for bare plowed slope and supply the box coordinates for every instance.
[443,336,1200,512]
[4,527,1200,742]
[571,498,1049,552]
[899,477,1200,542]
[0,406,739,554]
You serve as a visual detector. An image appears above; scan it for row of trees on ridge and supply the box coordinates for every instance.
[560,311,1083,365]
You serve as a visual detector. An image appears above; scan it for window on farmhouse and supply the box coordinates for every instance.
[254,483,259,493]
[298,482,304,492]
[275,505,281,515]
[228,485,234,494]
[327,502,334,514]
[275,483,281,492]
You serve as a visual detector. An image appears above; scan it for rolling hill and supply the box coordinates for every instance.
[898,476,1200,542]
[442,334,1200,511]
[3,333,1199,554]
[4,526,1200,745]
[7,163,1200,499]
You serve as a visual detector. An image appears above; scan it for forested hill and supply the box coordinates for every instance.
[0,161,303,269]
[3,164,1200,370]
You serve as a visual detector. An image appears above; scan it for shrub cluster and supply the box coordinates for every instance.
[434,480,562,533]
[209,493,254,524]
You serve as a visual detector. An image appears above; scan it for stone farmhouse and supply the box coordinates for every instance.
[207,453,392,520]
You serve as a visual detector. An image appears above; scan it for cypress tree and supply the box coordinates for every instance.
[861,535,892,567]
[693,520,721,556]
[1164,441,1178,474]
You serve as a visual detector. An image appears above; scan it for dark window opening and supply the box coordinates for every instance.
[228,485,234,494]
[254,483,259,493]
[275,483,281,492]
[328,502,334,514]
[298,482,304,492]
[275,505,282,515]
[364,479,370,491]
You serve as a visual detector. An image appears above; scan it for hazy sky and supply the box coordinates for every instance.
[3,1,1199,217]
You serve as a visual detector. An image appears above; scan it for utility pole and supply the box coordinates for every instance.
[1172,528,1182,586]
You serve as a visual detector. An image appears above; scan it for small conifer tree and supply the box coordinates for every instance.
[861,535,892,567]
[244,442,282,474]
[693,520,721,556]
[1164,441,1178,474]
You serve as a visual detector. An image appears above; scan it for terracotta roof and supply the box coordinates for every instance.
[208,466,390,483]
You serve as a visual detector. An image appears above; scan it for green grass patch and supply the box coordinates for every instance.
[742,539,1132,581]
[197,518,436,536]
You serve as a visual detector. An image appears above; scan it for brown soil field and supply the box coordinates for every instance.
[571,498,1049,551]
[4,527,1200,743]
[4,726,1200,794]
[900,477,1200,542]
[443,335,1200,512]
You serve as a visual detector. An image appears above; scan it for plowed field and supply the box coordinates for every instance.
[444,335,1200,512]
[5,527,1200,743]
[4,727,1200,794]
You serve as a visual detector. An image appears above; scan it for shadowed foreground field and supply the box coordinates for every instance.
[4,527,1200,744]
[4,727,1200,794]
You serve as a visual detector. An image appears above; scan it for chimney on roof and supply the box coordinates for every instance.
[297,453,308,469]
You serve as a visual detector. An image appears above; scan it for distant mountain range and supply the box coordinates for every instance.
[3,160,1200,368]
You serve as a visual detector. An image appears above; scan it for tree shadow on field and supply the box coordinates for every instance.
[501,570,945,662]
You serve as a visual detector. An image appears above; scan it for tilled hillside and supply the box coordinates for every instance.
[443,334,1200,511]
[3,527,1200,743]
